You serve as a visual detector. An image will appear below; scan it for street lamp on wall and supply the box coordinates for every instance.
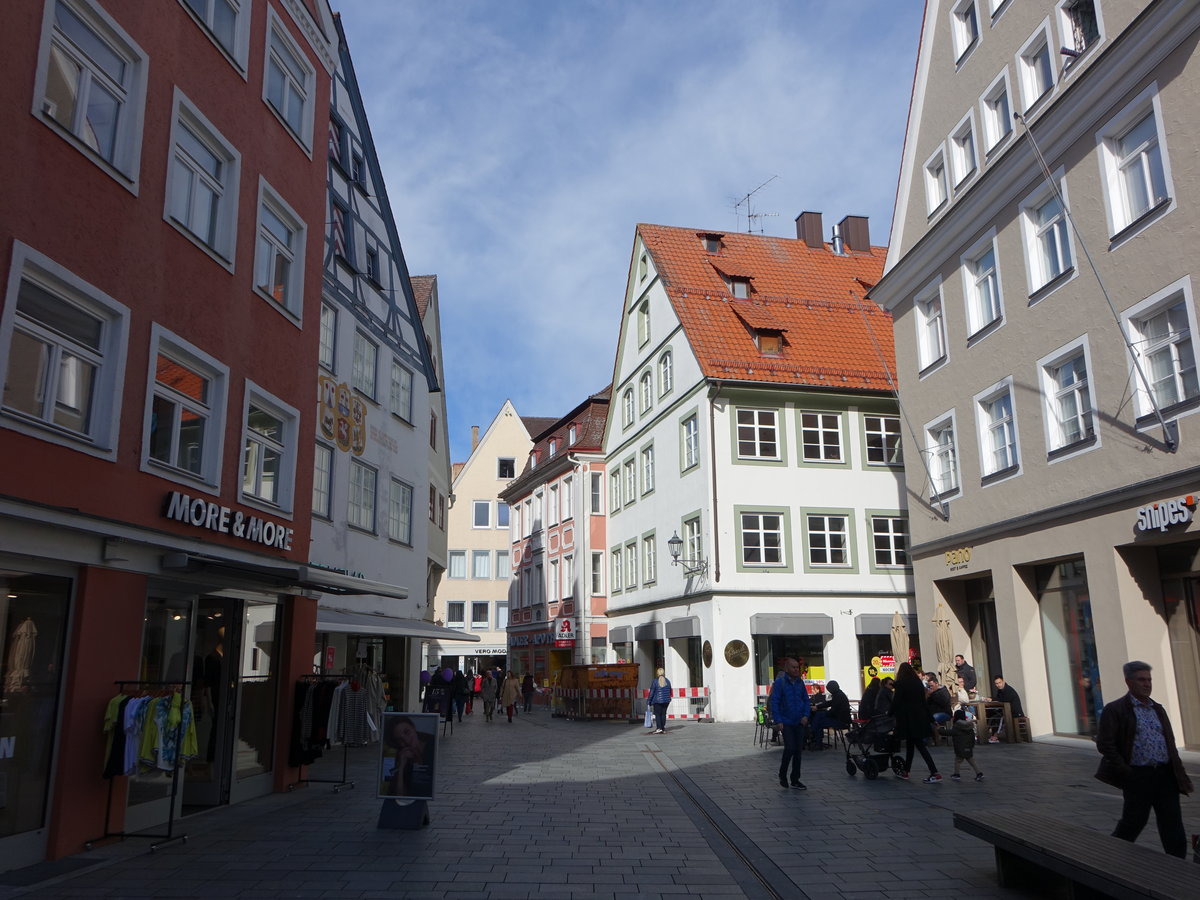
[667,531,708,578]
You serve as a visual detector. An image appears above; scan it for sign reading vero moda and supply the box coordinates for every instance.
[163,491,294,550]
[1135,495,1196,533]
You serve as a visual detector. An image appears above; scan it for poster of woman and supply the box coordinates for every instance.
[378,713,438,800]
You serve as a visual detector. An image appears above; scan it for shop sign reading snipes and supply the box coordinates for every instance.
[1135,495,1196,533]
[163,492,294,550]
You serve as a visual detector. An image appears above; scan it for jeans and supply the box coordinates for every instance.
[653,702,669,732]
[1113,764,1187,858]
[523,692,534,712]
[904,737,938,776]
[778,723,806,782]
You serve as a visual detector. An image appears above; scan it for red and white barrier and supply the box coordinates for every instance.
[641,686,712,720]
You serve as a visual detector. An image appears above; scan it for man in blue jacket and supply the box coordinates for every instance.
[769,657,811,789]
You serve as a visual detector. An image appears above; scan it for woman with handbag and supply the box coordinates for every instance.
[648,668,673,735]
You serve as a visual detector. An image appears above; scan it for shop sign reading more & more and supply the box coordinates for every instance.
[162,491,294,550]
[1135,495,1197,533]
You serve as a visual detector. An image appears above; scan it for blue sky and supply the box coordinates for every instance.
[337,1,925,463]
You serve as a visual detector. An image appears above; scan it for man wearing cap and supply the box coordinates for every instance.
[1095,660,1193,857]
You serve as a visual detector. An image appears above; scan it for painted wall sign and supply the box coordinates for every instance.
[318,375,367,455]
[945,547,971,571]
[1136,495,1196,533]
[163,492,294,550]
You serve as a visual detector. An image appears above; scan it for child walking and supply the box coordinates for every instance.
[939,709,984,781]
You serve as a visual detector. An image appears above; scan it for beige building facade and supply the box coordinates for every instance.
[872,1,1200,747]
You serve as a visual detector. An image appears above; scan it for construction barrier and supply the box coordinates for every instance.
[556,663,640,721]
[640,686,713,722]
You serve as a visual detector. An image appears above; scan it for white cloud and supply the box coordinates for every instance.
[337,0,923,460]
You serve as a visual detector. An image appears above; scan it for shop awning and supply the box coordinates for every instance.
[750,613,834,635]
[634,621,663,641]
[316,607,480,641]
[160,553,409,600]
[855,613,916,636]
[610,626,632,644]
[665,617,700,639]
[298,566,408,600]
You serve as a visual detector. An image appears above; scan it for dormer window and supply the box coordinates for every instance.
[701,233,723,254]
[756,331,784,357]
[530,451,539,470]
[548,439,557,457]
[568,424,577,444]
[729,277,750,299]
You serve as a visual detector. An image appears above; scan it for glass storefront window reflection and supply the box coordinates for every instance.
[1036,559,1102,736]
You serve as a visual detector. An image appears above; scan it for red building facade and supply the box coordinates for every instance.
[0,0,337,869]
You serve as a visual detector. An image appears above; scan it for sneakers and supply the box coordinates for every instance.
[790,781,807,790]
[987,736,1000,743]
[950,773,961,781]
[923,774,943,783]
[778,777,789,788]
[653,729,665,734]
[975,772,985,782]
[896,770,909,780]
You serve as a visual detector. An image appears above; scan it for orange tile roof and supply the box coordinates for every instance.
[410,275,435,320]
[638,224,895,390]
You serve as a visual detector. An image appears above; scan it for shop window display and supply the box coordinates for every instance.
[753,634,825,692]
[1035,559,1102,736]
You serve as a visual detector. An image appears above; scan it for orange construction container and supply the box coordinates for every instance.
[557,663,640,721]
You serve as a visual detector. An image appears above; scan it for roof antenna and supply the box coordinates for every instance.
[733,175,779,233]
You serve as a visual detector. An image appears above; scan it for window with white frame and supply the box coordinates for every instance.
[240,385,297,510]
[548,438,557,458]
[498,457,515,479]
[641,445,655,493]
[625,542,638,588]
[609,470,621,513]
[864,415,902,465]
[253,180,306,317]
[950,114,977,188]
[563,477,573,519]
[610,548,622,592]
[639,371,652,413]
[448,550,466,579]
[591,551,604,595]
[319,303,336,370]
[472,550,491,580]
[1040,345,1093,449]
[914,282,947,370]
[312,442,332,517]
[806,513,849,567]
[980,70,1013,153]
[1017,24,1055,109]
[590,472,603,513]
[659,351,673,396]
[643,535,656,584]
[637,300,650,346]
[496,549,509,579]
[549,559,559,599]
[390,361,412,420]
[962,236,1003,335]
[568,423,577,444]
[565,554,575,598]
[623,460,636,505]
[446,601,464,626]
[729,277,750,299]
[351,331,377,397]
[496,603,508,629]
[332,201,354,265]
[682,414,699,469]
[950,0,980,62]
[801,411,842,463]
[1,249,129,456]
[684,516,702,563]
[736,408,779,460]
[263,9,314,148]
[165,92,240,264]
[36,0,148,185]
[926,415,961,497]
[871,516,908,567]
[365,245,380,285]
[1123,281,1199,414]
[924,148,949,215]
[471,602,489,628]
[1098,87,1171,236]
[976,380,1019,476]
[497,501,510,528]
[347,459,376,530]
[741,512,784,566]
[548,485,559,525]
[622,389,634,427]
[388,478,413,543]
[1058,0,1101,58]
[1021,177,1073,295]
[146,329,227,482]
[180,0,246,66]
[473,499,490,528]
[638,253,649,282]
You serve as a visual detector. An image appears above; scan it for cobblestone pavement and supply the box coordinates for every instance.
[5,708,1199,899]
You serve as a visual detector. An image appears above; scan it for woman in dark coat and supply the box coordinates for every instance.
[859,677,881,721]
[890,663,942,782]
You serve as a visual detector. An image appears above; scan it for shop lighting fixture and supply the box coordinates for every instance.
[667,531,708,578]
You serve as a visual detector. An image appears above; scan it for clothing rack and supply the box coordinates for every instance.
[288,675,354,793]
[86,680,190,852]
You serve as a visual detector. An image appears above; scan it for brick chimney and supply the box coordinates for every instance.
[471,425,480,451]
[795,211,823,249]
[838,215,870,252]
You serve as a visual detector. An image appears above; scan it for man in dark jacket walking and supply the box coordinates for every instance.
[769,657,811,790]
[1095,660,1193,857]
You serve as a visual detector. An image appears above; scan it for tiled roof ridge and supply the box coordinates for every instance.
[638,221,886,253]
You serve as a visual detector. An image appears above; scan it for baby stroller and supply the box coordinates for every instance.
[844,714,904,780]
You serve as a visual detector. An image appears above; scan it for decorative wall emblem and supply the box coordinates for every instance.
[319,375,367,455]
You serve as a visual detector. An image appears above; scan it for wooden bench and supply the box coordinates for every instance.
[953,810,1199,898]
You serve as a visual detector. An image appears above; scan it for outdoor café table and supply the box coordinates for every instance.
[966,700,1014,743]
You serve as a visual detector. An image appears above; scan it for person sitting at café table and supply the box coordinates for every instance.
[809,680,852,748]
[924,673,954,725]
[983,675,1024,742]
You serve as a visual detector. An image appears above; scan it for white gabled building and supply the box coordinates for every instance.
[602,218,914,722]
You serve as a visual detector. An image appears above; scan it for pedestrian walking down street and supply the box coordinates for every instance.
[768,657,811,790]
[521,673,536,713]
[451,670,469,723]
[1095,660,1194,858]
[648,667,672,734]
[891,662,941,783]
[480,670,498,722]
[939,709,983,781]
[501,672,522,723]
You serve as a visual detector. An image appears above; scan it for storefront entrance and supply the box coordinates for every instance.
[1156,543,1200,749]
[1035,559,1103,737]
[965,576,1001,689]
